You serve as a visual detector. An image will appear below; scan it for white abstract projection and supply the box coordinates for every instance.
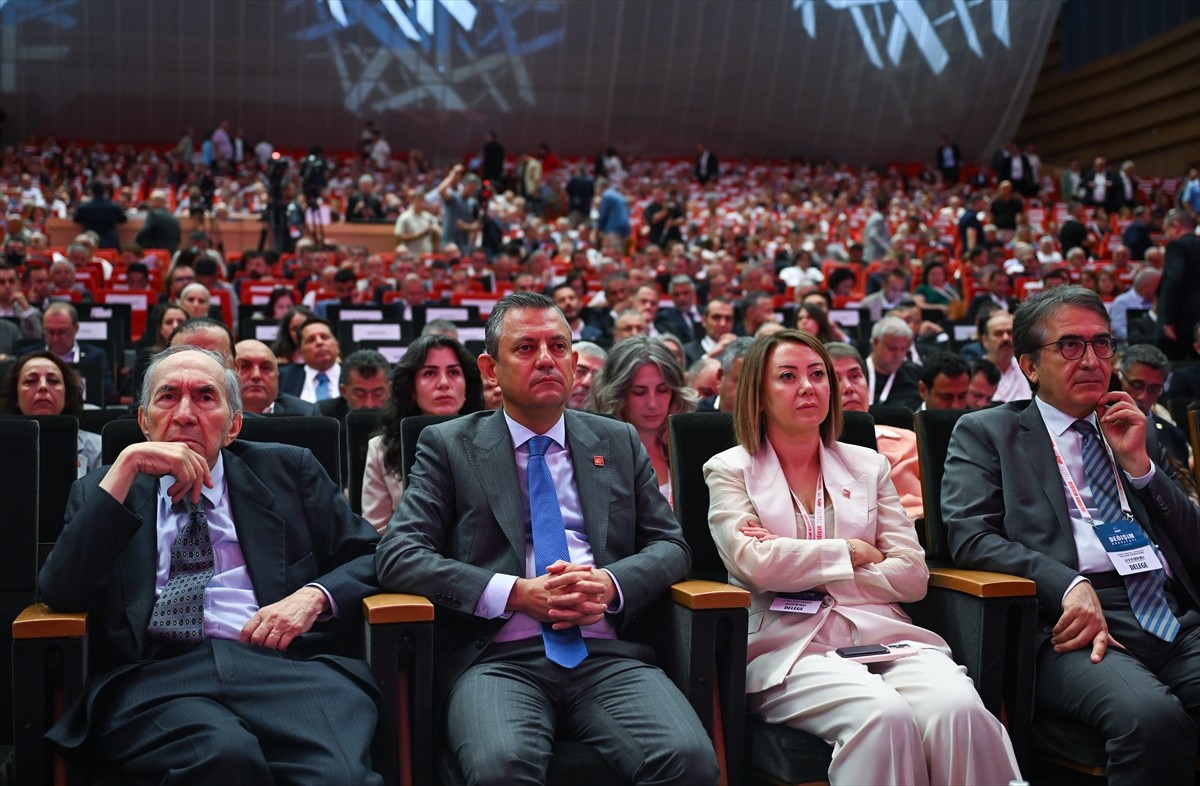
[305,0,564,114]
[792,0,1010,74]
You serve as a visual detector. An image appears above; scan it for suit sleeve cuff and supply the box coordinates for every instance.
[476,573,517,619]
[304,583,338,620]
[1062,575,1089,606]
[1125,462,1155,488]
[601,568,625,614]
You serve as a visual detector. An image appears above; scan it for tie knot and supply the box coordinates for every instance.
[1071,420,1098,443]
[527,435,552,459]
[316,372,329,383]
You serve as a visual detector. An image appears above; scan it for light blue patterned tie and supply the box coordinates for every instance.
[315,371,331,401]
[1073,421,1179,642]
[147,499,214,641]
[527,435,588,668]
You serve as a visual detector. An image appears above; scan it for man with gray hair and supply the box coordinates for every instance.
[1114,343,1190,469]
[568,341,607,411]
[1109,266,1161,342]
[866,316,922,410]
[39,345,383,783]
[944,286,1200,785]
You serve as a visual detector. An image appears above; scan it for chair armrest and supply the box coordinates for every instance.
[12,603,89,639]
[362,593,435,624]
[669,580,751,610]
[12,604,90,786]
[363,593,435,786]
[927,568,1036,598]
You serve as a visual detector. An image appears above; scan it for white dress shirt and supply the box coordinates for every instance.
[299,364,340,403]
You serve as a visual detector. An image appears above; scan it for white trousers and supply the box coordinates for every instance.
[752,617,1020,786]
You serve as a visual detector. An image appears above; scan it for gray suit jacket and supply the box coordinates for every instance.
[39,441,381,749]
[0,317,18,356]
[376,408,690,709]
[942,399,1200,636]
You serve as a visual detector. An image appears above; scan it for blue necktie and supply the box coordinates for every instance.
[1072,421,1179,642]
[315,371,331,401]
[147,499,214,641]
[527,435,588,668]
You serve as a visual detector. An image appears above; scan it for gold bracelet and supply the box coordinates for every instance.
[847,539,857,566]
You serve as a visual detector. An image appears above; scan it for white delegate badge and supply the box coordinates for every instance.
[1093,519,1163,576]
[770,591,825,614]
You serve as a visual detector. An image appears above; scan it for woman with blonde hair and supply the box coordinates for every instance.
[703,329,1019,784]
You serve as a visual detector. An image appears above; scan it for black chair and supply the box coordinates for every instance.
[913,409,1040,771]
[868,403,915,431]
[345,409,384,515]
[1,419,40,762]
[395,412,752,786]
[670,410,1038,784]
[78,407,129,439]
[27,415,79,567]
[397,414,456,481]
[101,416,343,486]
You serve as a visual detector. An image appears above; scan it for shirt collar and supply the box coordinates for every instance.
[1034,395,1098,438]
[158,450,226,508]
[503,410,567,451]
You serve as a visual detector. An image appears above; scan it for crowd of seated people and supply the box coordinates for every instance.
[2,131,1199,783]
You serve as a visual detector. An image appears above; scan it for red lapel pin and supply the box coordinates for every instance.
[593,456,605,467]
[842,488,851,498]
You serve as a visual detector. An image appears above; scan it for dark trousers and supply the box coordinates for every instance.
[1036,585,1200,786]
[93,638,381,786]
[443,638,719,786]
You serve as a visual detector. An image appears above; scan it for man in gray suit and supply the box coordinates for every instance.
[944,286,1200,785]
[376,292,718,786]
[39,346,382,783]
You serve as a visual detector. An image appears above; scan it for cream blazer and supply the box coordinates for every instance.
[703,439,949,694]
[362,435,403,535]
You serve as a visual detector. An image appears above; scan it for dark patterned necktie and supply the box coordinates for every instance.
[1072,421,1179,642]
[527,435,588,668]
[147,499,214,641]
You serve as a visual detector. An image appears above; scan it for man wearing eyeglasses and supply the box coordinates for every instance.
[1114,344,1190,469]
[943,286,1200,785]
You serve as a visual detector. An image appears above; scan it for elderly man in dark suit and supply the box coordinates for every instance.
[376,292,718,786]
[944,286,1200,785]
[39,346,382,783]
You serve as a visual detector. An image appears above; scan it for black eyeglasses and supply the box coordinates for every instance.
[1037,337,1117,360]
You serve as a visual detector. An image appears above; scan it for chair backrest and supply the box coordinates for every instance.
[79,407,130,438]
[841,410,879,451]
[28,415,79,564]
[868,403,915,431]
[103,415,343,486]
[0,418,39,746]
[399,414,458,482]
[913,408,967,564]
[0,418,39,592]
[345,409,384,514]
[668,412,737,582]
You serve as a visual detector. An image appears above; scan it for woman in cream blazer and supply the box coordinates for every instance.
[703,330,1018,785]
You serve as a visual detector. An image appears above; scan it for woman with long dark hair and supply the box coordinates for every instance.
[0,351,101,477]
[361,335,483,532]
